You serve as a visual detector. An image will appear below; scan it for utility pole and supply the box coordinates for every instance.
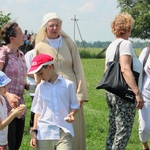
[71,15,86,48]
[71,15,78,41]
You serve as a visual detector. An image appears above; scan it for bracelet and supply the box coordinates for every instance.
[30,129,38,134]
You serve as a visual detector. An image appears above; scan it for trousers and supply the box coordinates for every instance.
[106,92,136,150]
[8,117,25,150]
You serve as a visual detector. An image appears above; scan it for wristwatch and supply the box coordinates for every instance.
[30,129,38,134]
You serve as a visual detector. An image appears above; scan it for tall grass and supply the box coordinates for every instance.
[20,48,143,150]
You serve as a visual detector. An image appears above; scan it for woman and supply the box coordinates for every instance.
[105,12,144,150]
[139,44,150,150]
[0,22,28,150]
[33,12,88,150]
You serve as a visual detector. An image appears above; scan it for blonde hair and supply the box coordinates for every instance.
[111,12,135,37]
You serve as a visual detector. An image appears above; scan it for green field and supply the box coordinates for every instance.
[20,48,143,150]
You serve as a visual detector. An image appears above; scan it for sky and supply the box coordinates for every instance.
[0,0,120,42]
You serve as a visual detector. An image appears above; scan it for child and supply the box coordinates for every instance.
[0,71,26,150]
[28,54,79,150]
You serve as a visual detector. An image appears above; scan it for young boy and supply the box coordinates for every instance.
[0,71,26,150]
[28,54,79,150]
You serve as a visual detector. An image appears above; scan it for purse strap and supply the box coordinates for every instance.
[143,47,150,68]
[114,40,134,69]
[114,41,123,62]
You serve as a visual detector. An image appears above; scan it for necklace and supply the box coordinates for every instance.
[46,36,62,67]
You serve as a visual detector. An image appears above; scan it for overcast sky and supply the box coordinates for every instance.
[1,0,120,42]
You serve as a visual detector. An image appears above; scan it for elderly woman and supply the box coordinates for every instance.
[0,22,27,150]
[104,12,144,150]
[138,43,150,150]
[32,12,88,150]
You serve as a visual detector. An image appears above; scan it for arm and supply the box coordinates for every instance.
[0,62,4,71]
[4,92,20,108]
[30,113,39,148]
[120,55,144,109]
[0,106,25,130]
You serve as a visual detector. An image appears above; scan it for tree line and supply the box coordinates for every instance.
[76,40,149,49]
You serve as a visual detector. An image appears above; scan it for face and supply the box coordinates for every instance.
[36,65,52,82]
[46,19,61,39]
[10,26,24,46]
[0,85,8,96]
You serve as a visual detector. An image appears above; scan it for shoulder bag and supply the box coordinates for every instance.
[2,50,9,72]
[96,41,139,103]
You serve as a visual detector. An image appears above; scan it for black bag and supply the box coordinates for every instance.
[96,41,139,103]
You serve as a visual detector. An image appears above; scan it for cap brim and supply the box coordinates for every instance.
[27,61,54,74]
[0,78,11,87]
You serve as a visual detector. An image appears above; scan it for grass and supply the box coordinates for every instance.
[20,48,143,150]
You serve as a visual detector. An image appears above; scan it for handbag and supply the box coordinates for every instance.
[96,41,139,103]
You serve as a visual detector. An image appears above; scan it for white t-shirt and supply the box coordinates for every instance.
[25,49,36,96]
[139,47,150,99]
[106,38,143,90]
[0,95,8,145]
[31,75,79,140]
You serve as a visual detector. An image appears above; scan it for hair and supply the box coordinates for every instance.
[29,33,37,46]
[1,22,18,44]
[111,12,135,37]
[42,64,54,69]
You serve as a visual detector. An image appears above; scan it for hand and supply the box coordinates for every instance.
[30,137,37,148]
[12,106,26,117]
[64,115,75,123]
[136,95,144,109]
[5,92,20,108]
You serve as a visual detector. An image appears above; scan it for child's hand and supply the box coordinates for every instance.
[64,115,75,123]
[12,106,26,117]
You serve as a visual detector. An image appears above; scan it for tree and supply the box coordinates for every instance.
[0,11,11,29]
[117,0,150,40]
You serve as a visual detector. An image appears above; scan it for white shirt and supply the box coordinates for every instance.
[0,95,8,145]
[139,47,150,99]
[46,36,62,49]
[31,75,79,140]
[25,49,36,96]
[106,38,143,90]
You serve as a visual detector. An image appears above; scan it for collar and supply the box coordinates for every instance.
[46,35,62,49]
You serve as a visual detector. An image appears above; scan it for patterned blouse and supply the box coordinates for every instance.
[0,46,27,112]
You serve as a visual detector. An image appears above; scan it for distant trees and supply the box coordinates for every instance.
[76,40,111,48]
[117,0,150,40]
[76,40,149,49]
[0,11,11,30]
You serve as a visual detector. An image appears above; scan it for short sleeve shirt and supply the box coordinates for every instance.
[0,95,8,145]
[0,46,27,112]
[139,47,150,98]
[0,46,27,95]
[106,38,143,89]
